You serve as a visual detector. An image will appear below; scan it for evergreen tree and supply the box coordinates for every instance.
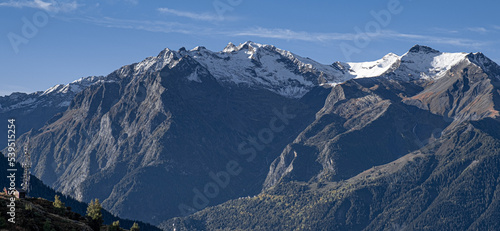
[109,220,121,231]
[86,199,103,231]
[130,222,140,231]
[53,195,65,214]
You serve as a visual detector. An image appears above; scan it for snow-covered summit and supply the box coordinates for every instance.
[0,75,109,113]
[399,46,499,80]
[41,76,108,96]
[129,41,347,98]
[335,45,472,81]
[133,48,181,75]
[3,43,497,125]
[395,45,469,80]
[340,53,401,78]
[126,42,499,98]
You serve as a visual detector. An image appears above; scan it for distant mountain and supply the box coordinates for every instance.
[0,76,112,148]
[4,42,500,229]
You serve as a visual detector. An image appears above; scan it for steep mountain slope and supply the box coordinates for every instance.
[0,193,93,231]
[0,76,110,149]
[162,118,500,230]
[264,77,449,187]
[403,52,500,124]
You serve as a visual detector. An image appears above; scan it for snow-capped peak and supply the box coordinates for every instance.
[397,45,468,80]
[339,45,470,81]
[223,42,238,53]
[41,76,108,96]
[0,75,109,113]
[236,41,264,50]
[128,41,347,98]
[120,43,495,98]
[407,45,440,54]
[133,48,180,74]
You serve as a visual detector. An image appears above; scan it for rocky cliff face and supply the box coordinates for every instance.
[263,77,450,188]
[0,76,109,148]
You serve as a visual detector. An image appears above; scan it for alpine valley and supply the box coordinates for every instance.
[3,42,500,230]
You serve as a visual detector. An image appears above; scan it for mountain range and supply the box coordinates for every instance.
[2,42,500,230]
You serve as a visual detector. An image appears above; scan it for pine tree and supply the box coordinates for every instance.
[86,199,103,231]
[130,222,140,231]
[53,195,65,214]
[109,220,121,231]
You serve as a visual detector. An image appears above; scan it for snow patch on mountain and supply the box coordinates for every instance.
[23,43,493,102]
[335,45,470,81]
[188,41,320,93]
[186,69,202,83]
[41,76,109,96]
[43,84,66,95]
[130,41,349,98]
[0,75,108,113]
[342,53,400,78]
[134,48,181,75]
[397,46,468,79]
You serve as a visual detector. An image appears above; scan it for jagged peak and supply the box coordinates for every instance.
[190,46,207,52]
[237,41,261,49]
[467,52,500,78]
[235,41,271,53]
[87,43,500,99]
[70,76,106,85]
[467,52,490,63]
[40,76,109,96]
[155,48,181,62]
[158,47,172,55]
[408,45,440,54]
[384,52,399,58]
[223,42,237,53]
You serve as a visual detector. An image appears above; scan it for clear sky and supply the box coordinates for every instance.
[1,0,499,96]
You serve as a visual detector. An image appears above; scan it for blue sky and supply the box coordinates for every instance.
[1,0,499,96]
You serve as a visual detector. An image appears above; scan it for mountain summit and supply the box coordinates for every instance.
[408,44,440,54]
